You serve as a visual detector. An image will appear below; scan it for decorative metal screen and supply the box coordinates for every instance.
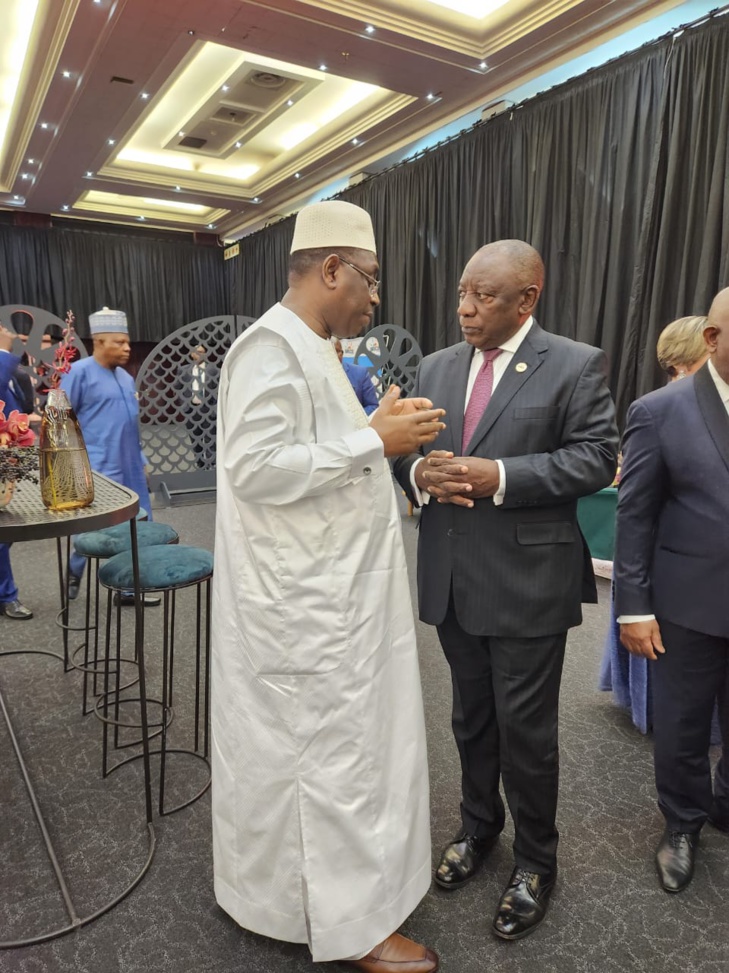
[0,304,88,410]
[135,315,255,498]
[353,324,423,398]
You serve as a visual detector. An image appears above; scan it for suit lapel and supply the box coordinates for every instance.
[463,324,548,456]
[694,363,729,476]
[441,343,473,455]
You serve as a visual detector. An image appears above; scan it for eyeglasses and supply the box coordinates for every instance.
[335,254,381,295]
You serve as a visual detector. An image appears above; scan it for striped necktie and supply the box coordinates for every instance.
[461,348,502,452]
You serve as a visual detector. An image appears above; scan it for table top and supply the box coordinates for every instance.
[0,473,139,542]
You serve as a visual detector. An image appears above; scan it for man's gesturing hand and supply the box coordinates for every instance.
[370,386,446,457]
[620,620,665,661]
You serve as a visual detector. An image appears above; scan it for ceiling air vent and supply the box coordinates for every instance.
[110,76,135,84]
[212,107,254,125]
[179,135,207,149]
[250,72,286,88]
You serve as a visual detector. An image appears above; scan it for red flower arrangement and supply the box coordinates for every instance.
[47,310,78,387]
[0,399,38,487]
[0,402,35,447]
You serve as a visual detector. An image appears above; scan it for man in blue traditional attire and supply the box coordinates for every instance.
[0,325,33,620]
[62,307,159,606]
[332,338,380,415]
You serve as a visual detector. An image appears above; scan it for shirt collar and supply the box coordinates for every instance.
[473,316,533,359]
[707,358,729,404]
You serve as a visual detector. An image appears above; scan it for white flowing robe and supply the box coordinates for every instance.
[211,304,431,962]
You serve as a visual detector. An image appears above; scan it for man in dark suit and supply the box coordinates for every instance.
[394,240,618,940]
[614,287,729,894]
[176,344,220,469]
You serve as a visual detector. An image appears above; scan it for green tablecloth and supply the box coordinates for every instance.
[577,486,618,561]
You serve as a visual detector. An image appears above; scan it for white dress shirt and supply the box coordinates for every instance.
[618,358,729,625]
[411,316,534,505]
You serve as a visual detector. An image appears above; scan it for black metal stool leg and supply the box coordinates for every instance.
[101,589,113,778]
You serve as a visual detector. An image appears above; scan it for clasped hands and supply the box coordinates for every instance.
[414,449,500,508]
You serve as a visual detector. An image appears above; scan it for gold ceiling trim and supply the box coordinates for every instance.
[285,0,587,58]
[1,0,79,191]
[71,194,230,227]
[252,93,417,192]
[238,0,480,62]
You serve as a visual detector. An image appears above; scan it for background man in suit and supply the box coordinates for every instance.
[176,344,220,469]
[0,325,34,620]
[394,239,618,940]
[614,288,729,894]
[333,338,379,414]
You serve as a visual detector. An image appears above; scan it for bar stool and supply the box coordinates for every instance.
[97,544,213,815]
[69,520,179,715]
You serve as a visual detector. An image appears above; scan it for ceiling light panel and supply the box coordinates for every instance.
[0,0,41,166]
[413,0,510,17]
[76,189,229,227]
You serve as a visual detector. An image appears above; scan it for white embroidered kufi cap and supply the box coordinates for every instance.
[290,200,377,254]
[89,306,129,335]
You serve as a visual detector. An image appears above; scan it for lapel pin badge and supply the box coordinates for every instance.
[515,362,527,373]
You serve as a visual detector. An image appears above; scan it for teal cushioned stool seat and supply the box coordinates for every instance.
[75,522,178,559]
[69,522,178,716]
[98,545,213,591]
[97,544,213,815]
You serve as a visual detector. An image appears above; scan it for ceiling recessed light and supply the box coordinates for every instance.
[61,204,70,211]
[40,122,48,129]
[27,158,35,164]
[187,29,195,35]
[352,138,360,145]
[179,131,185,137]
[174,185,181,191]
[141,92,150,100]
[138,215,146,220]
[294,172,300,178]
[286,99,294,107]
[235,141,242,148]
[365,25,375,34]
[252,197,261,203]
[207,223,215,229]
[108,138,116,145]
[86,171,93,177]
[426,93,435,100]
[13,195,20,200]
[62,70,71,78]
[21,173,30,179]
[221,85,229,92]
[479,61,488,70]
[93,0,101,4]
[319,64,327,71]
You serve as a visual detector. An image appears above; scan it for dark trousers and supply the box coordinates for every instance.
[437,599,567,874]
[653,618,729,832]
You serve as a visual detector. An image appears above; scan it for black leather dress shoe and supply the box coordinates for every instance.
[655,830,698,892]
[708,803,729,834]
[0,599,34,620]
[114,592,161,608]
[492,866,556,940]
[434,831,498,889]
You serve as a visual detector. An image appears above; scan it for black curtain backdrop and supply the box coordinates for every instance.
[0,221,226,342]
[226,13,729,422]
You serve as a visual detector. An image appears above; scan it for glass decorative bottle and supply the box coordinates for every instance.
[39,388,95,511]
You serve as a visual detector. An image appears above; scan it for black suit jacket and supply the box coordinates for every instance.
[393,322,618,637]
[614,363,729,638]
